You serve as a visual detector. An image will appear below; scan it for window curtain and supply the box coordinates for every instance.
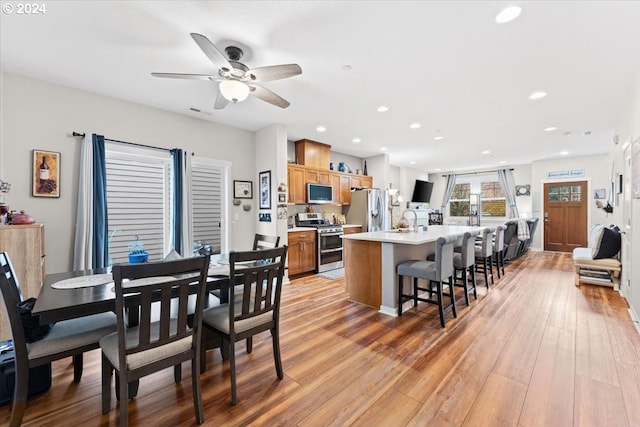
[73,133,108,270]
[441,174,457,216]
[497,168,519,218]
[171,149,184,254]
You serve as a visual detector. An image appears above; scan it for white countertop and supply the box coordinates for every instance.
[341,225,483,245]
[341,224,362,228]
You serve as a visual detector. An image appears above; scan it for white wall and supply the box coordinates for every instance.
[0,72,256,274]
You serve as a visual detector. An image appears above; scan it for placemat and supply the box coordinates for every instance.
[51,273,114,289]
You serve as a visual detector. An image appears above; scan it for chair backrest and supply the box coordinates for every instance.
[253,234,280,251]
[479,227,494,256]
[459,232,475,268]
[111,256,210,369]
[228,246,288,333]
[494,225,506,251]
[434,235,457,281]
[0,252,28,360]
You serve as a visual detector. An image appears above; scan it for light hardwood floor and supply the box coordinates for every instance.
[2,251,640,426]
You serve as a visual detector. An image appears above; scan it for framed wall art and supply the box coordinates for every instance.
[233,180,253,199]
[32,149,60,198]
[259,170,271,209]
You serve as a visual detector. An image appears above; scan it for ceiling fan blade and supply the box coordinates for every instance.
[249,84,290,108]
[214,91,229,110]
[245,64,302,82]
[190,33,232,71]
[151,72,221,81]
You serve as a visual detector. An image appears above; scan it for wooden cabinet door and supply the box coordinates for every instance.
[288,231,316,275]
[343,226,362,234]
[360,176,373,188]
[340,175,352,205]
[0,224,45,340]
[288,165,306,204]
[351,176,363,189]
[330,173,341,204]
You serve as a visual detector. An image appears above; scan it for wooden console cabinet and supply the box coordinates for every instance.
[288,230,316,276]
[0,224,46,340]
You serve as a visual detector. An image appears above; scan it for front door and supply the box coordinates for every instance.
[544,181,588,252]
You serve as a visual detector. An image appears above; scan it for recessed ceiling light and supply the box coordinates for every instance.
[560,150,569,155]
[409,161,416,165]
[377,106,389,112]
[544,126,557,132]
[352,138,361,143]
[529,91,547,100]
[316,126,326,132]
[434,136,444,141]
[499,161,507,164]
[380,147,388,151]
[495,6,522,24]
[342,65,352,71]
[435,168,442,171]
[481,150,491,154]
[409,123,421,129]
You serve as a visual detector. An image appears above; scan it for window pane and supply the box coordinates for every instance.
[481,182,504,198]
[450,201,470,216]
[191,159,223,254]
[106,147,172,264]
[451,183,470,200]
[481,200,506,216]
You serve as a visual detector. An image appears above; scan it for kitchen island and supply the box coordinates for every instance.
[342,225,483,316]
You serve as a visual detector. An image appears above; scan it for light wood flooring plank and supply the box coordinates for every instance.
[574,374,629,427]
[461,372,527,427]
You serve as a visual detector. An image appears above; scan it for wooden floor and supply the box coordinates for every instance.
[3,251,640,426]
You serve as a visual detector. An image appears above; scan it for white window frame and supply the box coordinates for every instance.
[448,175,507,219]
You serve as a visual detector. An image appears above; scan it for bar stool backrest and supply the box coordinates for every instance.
[480,227,494,257]
[459,232,475,268]
[494,225,506,252]
[435,235,457,281]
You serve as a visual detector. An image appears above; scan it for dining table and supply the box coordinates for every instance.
[32,255,235,398]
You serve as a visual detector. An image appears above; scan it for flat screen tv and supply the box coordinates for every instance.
[411,179,434,203]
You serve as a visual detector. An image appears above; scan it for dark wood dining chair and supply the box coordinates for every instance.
[253,233,280,251]
[0,252,117,427]
[99,256,210,426]
[201,245,288,405]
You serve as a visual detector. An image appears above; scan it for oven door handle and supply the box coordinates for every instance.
[319,232,344,237]
[320,248,343,254]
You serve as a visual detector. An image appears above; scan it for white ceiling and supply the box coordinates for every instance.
[2,1,640,172]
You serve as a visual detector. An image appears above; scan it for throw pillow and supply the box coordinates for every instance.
[591,225,621,259]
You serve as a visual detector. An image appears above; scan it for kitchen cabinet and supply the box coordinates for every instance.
[295,139,331,169]
[0,224,45,340]
[287,164,306,204]
[288,230,316,275]
[305,168,331,185]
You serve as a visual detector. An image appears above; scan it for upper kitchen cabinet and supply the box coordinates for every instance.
[295,139,331,169]
[305,168,331,184]
[287,164,306,204]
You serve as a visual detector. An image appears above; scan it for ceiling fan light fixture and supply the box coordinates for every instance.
[219,80,250,103]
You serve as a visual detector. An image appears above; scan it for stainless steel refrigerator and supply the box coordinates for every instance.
[346,188,392,231]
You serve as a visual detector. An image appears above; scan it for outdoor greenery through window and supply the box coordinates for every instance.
[448,178,506,217]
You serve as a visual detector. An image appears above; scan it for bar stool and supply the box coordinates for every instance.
[474,227,494,288]
[397,235,457,328]
[493,225,506,279]
[454,232,477,305]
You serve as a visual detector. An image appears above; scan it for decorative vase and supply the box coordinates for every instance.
[338,162,345,172]
[363,160,368,176]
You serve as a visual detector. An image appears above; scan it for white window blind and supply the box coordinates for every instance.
[190,158,227,255]
[105,145,172,264]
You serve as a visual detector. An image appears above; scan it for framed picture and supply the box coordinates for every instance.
[594,188,606,199]
[32,150,60,198]
[278,192,286,203]
[233,180,253,199]
[259,170,271,209]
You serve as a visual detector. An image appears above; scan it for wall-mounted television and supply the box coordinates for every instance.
[411,179,434,203]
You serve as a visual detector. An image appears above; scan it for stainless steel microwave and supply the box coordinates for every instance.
[307,183,333,204]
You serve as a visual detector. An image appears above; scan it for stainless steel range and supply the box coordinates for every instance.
[295,213,344,273]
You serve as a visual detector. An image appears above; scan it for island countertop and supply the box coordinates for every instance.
[342,225,483,245]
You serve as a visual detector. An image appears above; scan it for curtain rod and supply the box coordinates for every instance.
[72,132,172,153]
[442,168,514,178]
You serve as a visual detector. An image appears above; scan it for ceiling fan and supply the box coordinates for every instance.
[152,33,302,109]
